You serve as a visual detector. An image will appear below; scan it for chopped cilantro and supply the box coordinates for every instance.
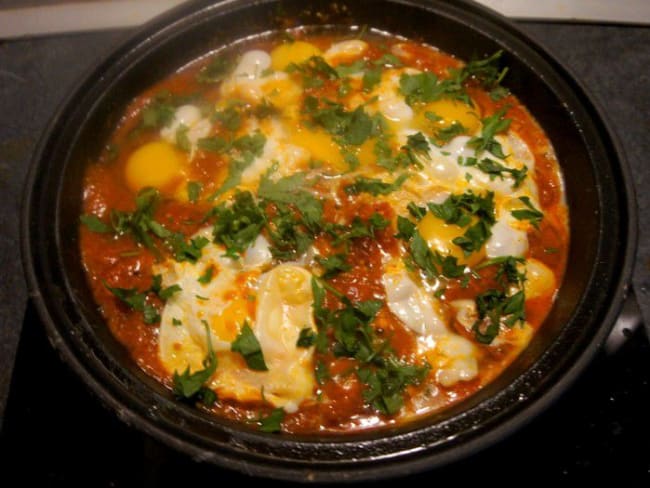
[357,357,430,415]
[231,321,268,371]
[196,55,233,83]
[80,214,111,233]
[467,107,511,158]
[175,124,191,152]
[343,173,409,196]
[472,289,526,344]
[198,266,214,284]
[296,328,317,348]
[172,321,217,404]
[258,408,285,433]
[187,181,202,203]
[511,196,543,228]
[211,191,266,259]
[315,253,351,278]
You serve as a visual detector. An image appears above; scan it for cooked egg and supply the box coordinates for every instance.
[382,261,478,387]
[414,99,481,136]
[324,39,368,63]
[270,41,322,71]
[125,141,184,192]
[523,258,556,299]
[157,230,316,412]
[159,104,212,159]
[485,218,528,258]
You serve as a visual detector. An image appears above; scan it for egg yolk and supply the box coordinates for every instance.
[261,77,303,117]
[270,41,322,71]
[210,295,251,343]
[414,99,481,138]
[125,141,184,191]
[418,212,484,266]
[289,125,346,171]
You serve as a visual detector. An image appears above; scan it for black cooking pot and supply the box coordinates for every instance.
[21,0,637,482]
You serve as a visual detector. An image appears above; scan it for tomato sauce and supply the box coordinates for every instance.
[79,30,569,434]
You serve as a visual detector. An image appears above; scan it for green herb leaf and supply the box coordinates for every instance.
[198,266,214,284]
[344,173,409,196]
[187,181,202,203]
[258,408,285,433]
[173,321,218,400]
[296,328,317,348]
[80,214,111,233]
[168,234,209,263]
[104,283,147,311]
[472,288,526,344]
[511,196,543,229]
[197,55,233,83]
[211,191,266,258]
[110,187,171,255]
[159,284,182,301]
[476,255,526,287]
[316,253,351,279]
[231,321,268,371]
[287,55,339,88]
[198,135,231,153]
[362,67,382,92]
[213,105,242,132]
[454,50,508,89]
[467,107,511,158]
[357,358,430,415]
[303,97,376,146]
[175,124,191,152]
[141,98,175,129]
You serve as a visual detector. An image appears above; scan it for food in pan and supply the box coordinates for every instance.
[79,31,568,433]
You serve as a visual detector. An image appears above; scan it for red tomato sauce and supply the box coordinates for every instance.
[79,31,569,434]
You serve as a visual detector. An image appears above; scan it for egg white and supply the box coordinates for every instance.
[156,228,317,411]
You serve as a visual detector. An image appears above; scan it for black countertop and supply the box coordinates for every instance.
[0,19,649,484]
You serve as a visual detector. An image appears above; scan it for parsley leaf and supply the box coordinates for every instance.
[196,55,233,83]
[287,55,339,88]
[328,213,389,246]
[357,357,430,415]
[173,321,217,402]
[303,97,376,146]
[453,50,508,89]
[197,266,214,284]
[211,191,266,259]
[467,107,511,158]
[344,173,409,196]
[140,97,175,129]
[296,328,317,348]
[258,169,323,230]
[362,67,382,92]
[168,234,209,263]
[476,255,526,287]
[187,181,202,203]
[231,321,268,371]
[511,196,543,228]
[258,408,285,433]
[460,156,527,189]
[399,71,466,106]
[315,253,351,278]
[80,214,111,233]
[110,187,171,256]
[472,289,526,344]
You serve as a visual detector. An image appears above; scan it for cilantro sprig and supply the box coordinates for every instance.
[173,321,217,406]
[311,278,429,415]
[231,321,268,371]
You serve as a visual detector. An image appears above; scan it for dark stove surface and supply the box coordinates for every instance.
[1,303,648,485]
